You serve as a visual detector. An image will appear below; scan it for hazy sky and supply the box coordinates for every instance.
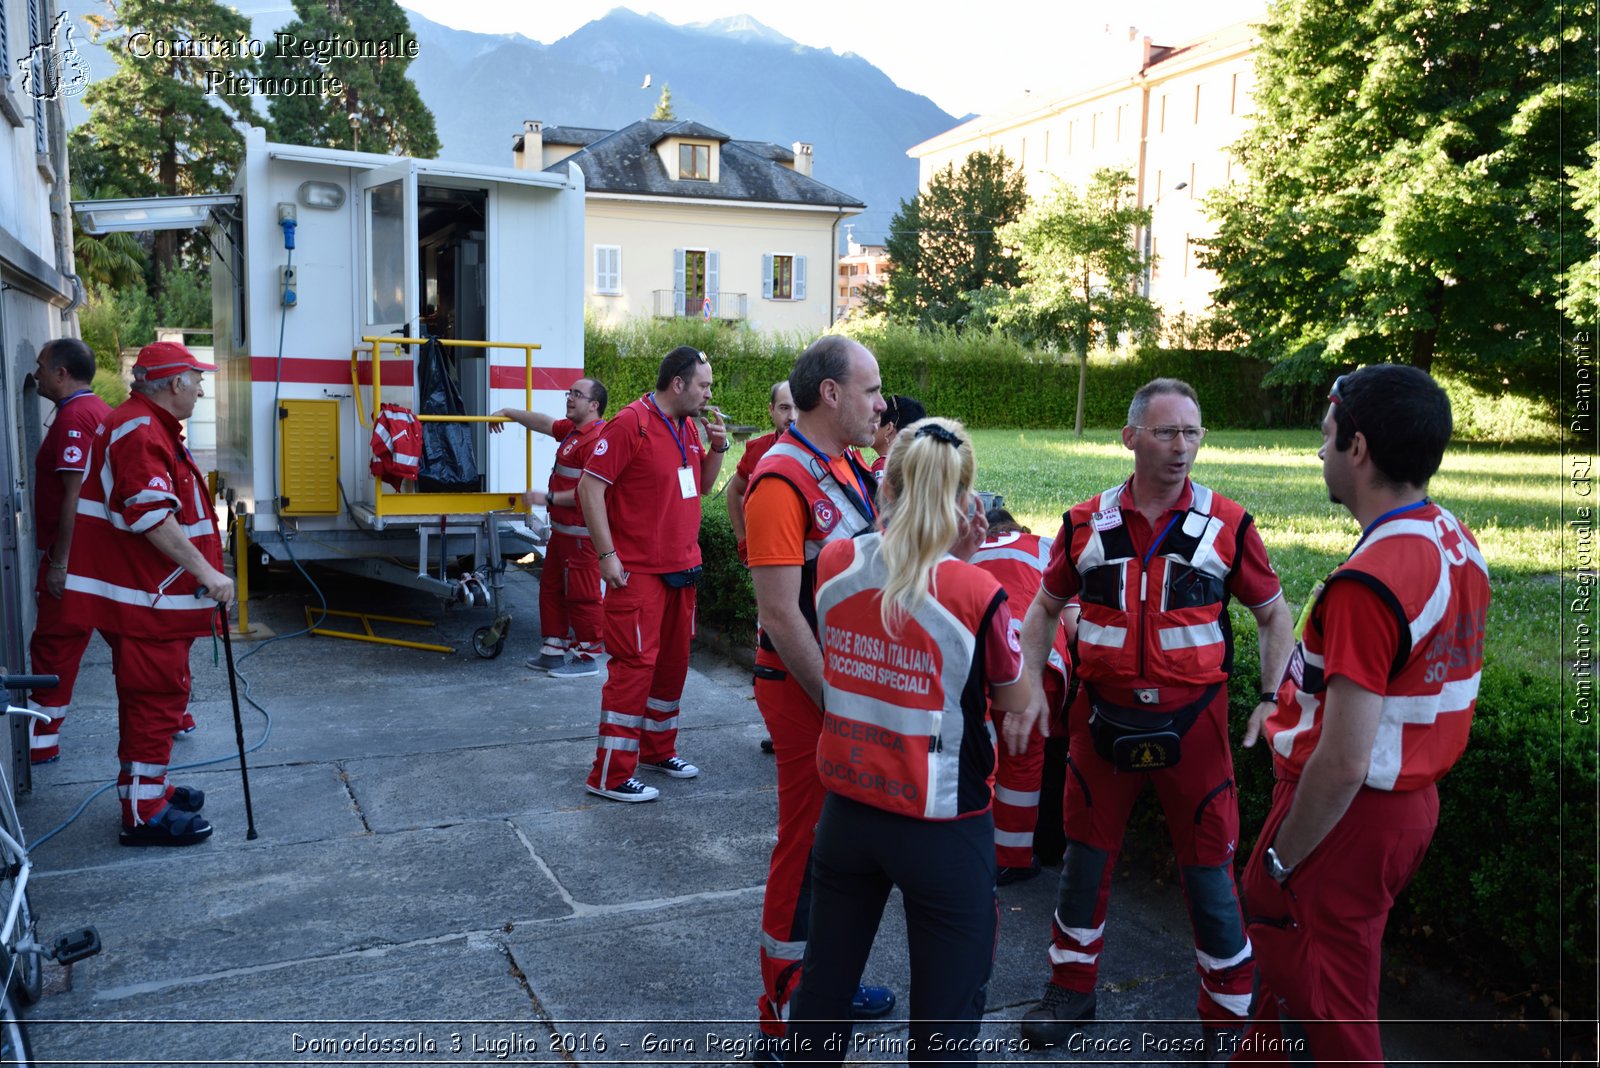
[396,1,1269,118]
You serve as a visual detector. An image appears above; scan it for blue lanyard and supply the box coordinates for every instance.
[1348,498,1430,559]
[785,425,875,522]
[1142,512,1184,566]
[644,392,689,468]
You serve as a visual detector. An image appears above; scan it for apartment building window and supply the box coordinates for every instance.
[679,143,710,180]
[594,245,621,295]
[764,253,807,301]
[0,0,19,128]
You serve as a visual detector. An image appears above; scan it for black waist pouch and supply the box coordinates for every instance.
[661,566,703,589]
[1087,684,1219,771]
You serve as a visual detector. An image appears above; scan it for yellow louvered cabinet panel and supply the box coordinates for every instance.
[277,400,340,515]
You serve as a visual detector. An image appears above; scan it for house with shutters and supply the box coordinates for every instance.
[513,118,865,332]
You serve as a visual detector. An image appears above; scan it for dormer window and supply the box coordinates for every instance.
[679,143,711,181]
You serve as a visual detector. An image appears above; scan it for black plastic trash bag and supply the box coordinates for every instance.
[415,336,481,493]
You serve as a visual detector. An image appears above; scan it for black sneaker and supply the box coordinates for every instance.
[585,777,660,803]
[997,857,1042,886]
[641,756,699,778]
[1019,983,1096,1049]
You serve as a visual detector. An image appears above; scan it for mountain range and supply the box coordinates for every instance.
[64,5,965,244]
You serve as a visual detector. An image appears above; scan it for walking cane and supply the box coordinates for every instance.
[217,603,259,840]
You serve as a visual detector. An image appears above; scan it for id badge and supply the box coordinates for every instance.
[678,465,697,499]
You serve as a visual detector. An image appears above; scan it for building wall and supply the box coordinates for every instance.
[582,196,844,334]
[0,0,78,785]
[908,24,1257,321]
[836,242,889,321]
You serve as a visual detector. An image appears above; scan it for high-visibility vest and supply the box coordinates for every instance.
[814,533,1006,820]
[1068,480,1249,692]
[970,530,1071,692]
[370,404,421,491]
[1268,502,1490,791]
[747,435,877,668]
[63,393,222,638]
[546,417,605,536]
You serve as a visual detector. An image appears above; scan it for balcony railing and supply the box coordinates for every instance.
[653,291,749,321]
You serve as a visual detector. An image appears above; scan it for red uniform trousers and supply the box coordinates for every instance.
[1048,688,1253,1028]
[539,532,603,656]
[587,575,694,790]
[991,673,1064,869]
[753,670,826,1037]
[1232,779,1438,1066]
[106,632,193,827]
[27,566,95,763]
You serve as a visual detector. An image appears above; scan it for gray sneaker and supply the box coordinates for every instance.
[1019,983,1096,1049]
[527,652,566,671]
[549,656,599,679]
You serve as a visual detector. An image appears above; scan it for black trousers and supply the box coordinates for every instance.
[788,793,997,1065]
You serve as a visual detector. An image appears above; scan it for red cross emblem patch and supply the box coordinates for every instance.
[1434,515,1467,565]
[812,498,838,533]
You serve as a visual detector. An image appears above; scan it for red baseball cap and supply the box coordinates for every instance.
[133,341,216,379]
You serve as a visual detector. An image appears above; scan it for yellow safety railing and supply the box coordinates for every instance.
[354,335,540,517]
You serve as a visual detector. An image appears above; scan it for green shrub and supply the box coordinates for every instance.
[697,494,757,645]
[583,318,1562,442]
[1227,637,1596,1017]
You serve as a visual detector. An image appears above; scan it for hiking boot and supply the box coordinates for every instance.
[527,652,566,671]
[1019,983,1096,1048]
[549,656,599,679]
[997,857,1043,886]
[585,777,659,803]
[119,804,213,847]
[641,756,699,778]
[851,982,896,1019]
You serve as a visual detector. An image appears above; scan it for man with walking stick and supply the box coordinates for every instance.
[62,341,233,847]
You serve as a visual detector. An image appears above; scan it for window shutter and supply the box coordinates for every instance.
[611,247,622,293]
[762,254,774,300]
[707,250,720,305]
[794,256,807,301]
[673,248,685,316]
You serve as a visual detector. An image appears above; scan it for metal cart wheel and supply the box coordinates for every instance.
[472,616,510,659]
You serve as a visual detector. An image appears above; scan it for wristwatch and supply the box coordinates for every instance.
[1265,846,1294,884]
[1257,690,1278,704]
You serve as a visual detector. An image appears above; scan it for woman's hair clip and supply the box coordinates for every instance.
[914,423,962,447]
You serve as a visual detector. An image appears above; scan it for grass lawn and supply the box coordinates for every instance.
[719,428,1561,678]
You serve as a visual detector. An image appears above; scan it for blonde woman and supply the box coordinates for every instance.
[788,418,1032,1065]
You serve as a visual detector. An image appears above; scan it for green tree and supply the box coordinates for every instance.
[882,150,1027,328]
[1203,0,1593,391]
[993,168,1156,436]
[71,0,262,295]
[270,0,439,157]
[1563,142,1600,321]
[651,83,676,120]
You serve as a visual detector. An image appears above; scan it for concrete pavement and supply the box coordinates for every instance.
[12,566,1548,1065]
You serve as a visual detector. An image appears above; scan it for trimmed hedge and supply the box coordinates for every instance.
[585,318,1558,441]
[1224,626,1596,1018]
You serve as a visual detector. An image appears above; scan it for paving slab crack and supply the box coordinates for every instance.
[497,940,581,1065]
[336,760,373,834]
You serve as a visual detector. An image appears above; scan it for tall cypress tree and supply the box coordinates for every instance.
[269,0,439,157]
